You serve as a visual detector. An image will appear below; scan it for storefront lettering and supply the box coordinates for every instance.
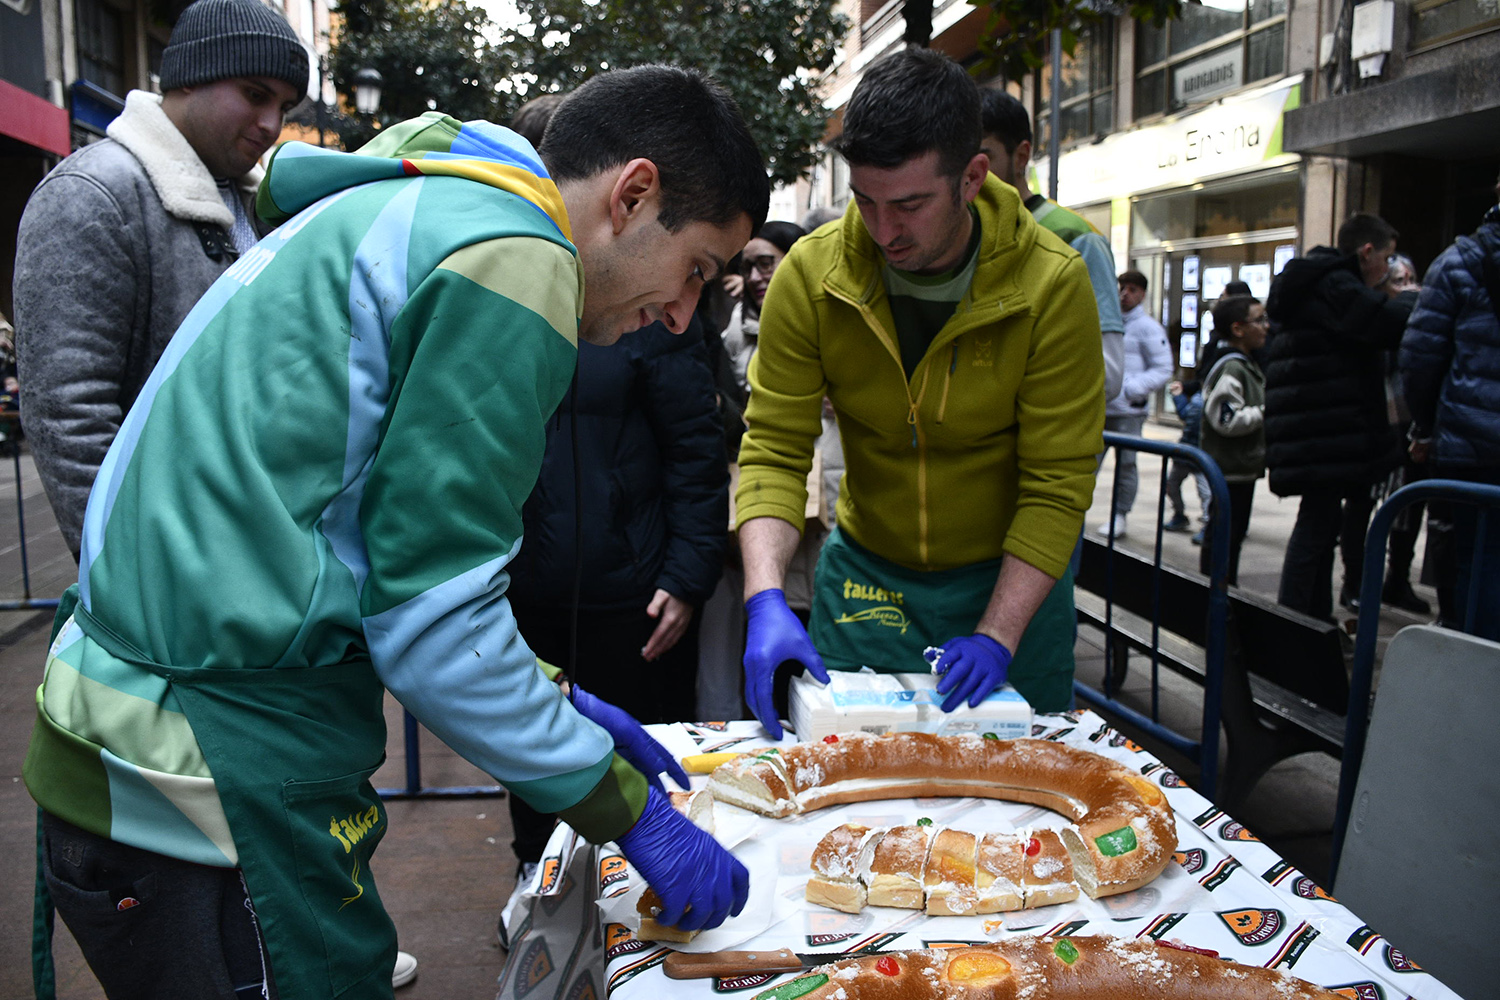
[1159,124,1262,168]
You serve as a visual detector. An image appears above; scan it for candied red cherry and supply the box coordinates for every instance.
[1025,837,1041,857]
[822,735,839,744]
[875,957,900,976]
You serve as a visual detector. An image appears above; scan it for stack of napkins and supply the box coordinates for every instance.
[788,667,1033,742]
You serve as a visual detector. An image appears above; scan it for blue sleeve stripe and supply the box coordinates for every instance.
[317,180,421,597]
[362,544,615,787]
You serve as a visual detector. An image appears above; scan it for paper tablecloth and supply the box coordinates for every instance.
[497,713,1462,1000]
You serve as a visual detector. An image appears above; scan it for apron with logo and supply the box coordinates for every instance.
[808,527,1076,712]
[56,586,398,998]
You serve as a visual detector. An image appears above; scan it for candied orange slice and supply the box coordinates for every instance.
[946,951,1012,984]
[1124,774,1165,807]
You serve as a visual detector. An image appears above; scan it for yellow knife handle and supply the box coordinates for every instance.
[663,949,806,979]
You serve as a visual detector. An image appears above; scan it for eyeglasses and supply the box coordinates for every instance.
[1243,315,1270,326]
[741,254,780,277]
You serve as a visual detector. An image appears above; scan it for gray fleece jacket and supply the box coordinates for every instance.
[13,91,262,554]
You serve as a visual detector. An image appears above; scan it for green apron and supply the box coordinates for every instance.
[63,587,398,999]
[808,527,1076,712]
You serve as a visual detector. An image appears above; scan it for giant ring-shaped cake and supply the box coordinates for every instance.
[706,732,1177,906]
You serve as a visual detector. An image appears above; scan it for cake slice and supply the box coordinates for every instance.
[806,823,878,913]
[668,788,716,835]
[923,828,979,915]
[706,749,796,816]
[865,824,931,909]
[974,832,1024,913]
[1019,828,1080,908]
[636,888,697,943]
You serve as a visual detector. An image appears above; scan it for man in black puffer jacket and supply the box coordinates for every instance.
[505,314,728,868]
[1264,214,1419,621]
[1400,185,1500,639]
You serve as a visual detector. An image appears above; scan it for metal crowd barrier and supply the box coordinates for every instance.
[0,422,59,613]
[1073,432,1233,799]
[1331,478,1500,875]
[377,709,505,800]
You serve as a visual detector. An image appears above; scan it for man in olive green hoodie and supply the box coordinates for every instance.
[736,49,1104,735]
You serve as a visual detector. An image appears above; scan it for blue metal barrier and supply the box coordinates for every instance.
[1074,431,1233,799]
[376,709,506,799]
[0,425,59,613]
[1330,478,1500,876]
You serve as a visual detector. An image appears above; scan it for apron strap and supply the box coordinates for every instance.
[32,807,56,1000]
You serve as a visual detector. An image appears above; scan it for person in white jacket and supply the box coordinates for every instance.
[1095,270,1174,538]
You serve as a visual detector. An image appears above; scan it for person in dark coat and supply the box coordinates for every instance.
[1263,213,1419,621]
[1399,185,1500,639]
[505,315,729,869]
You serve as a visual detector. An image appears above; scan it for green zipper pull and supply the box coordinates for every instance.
[908,406,918,448]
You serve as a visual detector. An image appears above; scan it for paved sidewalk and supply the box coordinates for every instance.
[0,435,1440,999]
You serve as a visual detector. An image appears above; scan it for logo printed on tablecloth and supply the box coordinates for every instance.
[599,855,629,894]
[1384,945,1421,972]
[1327,984,1384,1000]
[1218,819,1259,842]
[514,939,554,998]
[712,973,778,992]
[1174,848,1207,874]
[564,972,599,1000]
[605,923,646,960]
[1218,908,1284,945]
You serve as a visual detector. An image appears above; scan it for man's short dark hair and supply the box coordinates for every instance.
[978,88,1031,157]
[831,48,981,179]
[541,65,768,234]
[1119,270,1148,291]
[1336,213,1398,256]
[1212,294,1259,333]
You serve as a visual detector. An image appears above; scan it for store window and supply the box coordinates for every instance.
[1410,0,1500,47]
[76,0,127,97]
[1129,167,1298,370]
[1134,0,1286,120]
[1035,24,1115,153]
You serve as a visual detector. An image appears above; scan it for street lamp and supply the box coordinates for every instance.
[354,67,384,117]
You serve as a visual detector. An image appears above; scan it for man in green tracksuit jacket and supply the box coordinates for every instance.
[736,49,1103,737]
[25,66,766,999]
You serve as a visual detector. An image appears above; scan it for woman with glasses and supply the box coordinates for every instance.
[722,221,806,398]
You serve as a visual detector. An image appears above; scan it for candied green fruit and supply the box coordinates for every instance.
[1095,826,1139,856]
[754,975,828,1000]
[1054,939,1080,965]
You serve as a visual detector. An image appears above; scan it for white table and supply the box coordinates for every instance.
[497,714,1461,1000]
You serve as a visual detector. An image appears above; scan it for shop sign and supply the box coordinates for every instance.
[1043,77,1301,207]
[1174,49,1243,106]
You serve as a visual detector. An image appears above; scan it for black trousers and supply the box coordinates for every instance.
[39,812,276,1000]
[1278,488,1371,620]
[1199,480,1257,586]
[507,601,702,864]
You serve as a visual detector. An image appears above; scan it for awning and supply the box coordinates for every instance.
[0,78,70,158]
[1283,63,1500,160]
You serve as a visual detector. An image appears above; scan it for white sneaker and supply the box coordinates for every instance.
[392,950,418,989]
[1093,515,1128,539]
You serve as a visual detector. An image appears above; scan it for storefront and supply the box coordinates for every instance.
[1035,75,1304,373]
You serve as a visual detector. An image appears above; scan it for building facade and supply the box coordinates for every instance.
[802,0,1498,372]
[0,0,332,322]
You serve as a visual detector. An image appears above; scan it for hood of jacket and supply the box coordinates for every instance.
[1265,245,1356,320]
[256,111,571,241]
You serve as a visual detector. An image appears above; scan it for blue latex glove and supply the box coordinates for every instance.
[571,684,690,791]
[617,785,750,931]
[743,588,829,739]
[933,634,1013,712]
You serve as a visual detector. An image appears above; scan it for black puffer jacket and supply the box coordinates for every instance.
[1263,247,1417,496]
[507,316,728,613]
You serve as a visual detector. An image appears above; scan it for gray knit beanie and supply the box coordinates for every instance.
[159,0,309,94]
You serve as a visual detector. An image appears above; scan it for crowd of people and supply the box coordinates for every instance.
[6,0,1499,995]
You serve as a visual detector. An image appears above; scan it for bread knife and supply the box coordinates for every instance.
[663,948,878,979]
